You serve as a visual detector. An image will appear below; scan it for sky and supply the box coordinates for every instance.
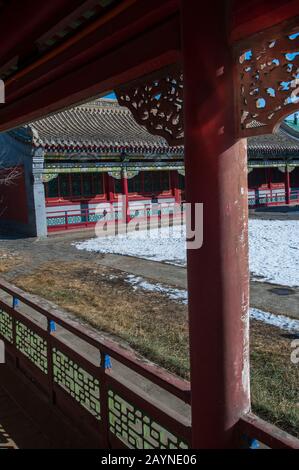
[103,91,116,100]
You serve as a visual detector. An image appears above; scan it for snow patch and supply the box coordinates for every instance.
[125,274,299,333]
[75,225,186,266]
[75,219,299,287]
[125,274,188,304]
[249,219,299,287]
[250,307,299,333]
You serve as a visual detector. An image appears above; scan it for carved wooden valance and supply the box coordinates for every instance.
[115,64,183,147]
[116,17,299,144]
[236,18,299,137]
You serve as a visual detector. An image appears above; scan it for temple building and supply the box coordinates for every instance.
[0,99,299,237]
[248,121,299,207]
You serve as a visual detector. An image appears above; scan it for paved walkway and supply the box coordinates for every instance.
[249,205,299,220]
[0,230,298,319]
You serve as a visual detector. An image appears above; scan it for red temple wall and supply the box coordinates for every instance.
[0,166,28,224]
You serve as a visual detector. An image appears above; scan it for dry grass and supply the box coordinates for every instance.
[0,249,24,273]
[14,261,190,378]
[12,261,299,438]
[250,321,299,437]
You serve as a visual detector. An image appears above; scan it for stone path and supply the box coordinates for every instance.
[1,231,298,320]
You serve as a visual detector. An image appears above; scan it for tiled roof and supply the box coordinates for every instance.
[9,98,299,160]
[248,128,299,158]
[22,99,183,156]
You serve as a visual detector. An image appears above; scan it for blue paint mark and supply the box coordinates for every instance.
[285,52,299,61]
[244,50,252,60]
[249,439,260,449]
[104,354,112,369]
[12,297,19,308]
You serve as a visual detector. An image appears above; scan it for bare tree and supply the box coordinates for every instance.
[0,161,21,217]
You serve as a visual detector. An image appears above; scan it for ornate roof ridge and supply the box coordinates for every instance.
[17,97,183,155]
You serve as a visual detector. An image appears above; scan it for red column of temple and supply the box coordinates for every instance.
[171,170,181,204]
[285,165,290,205]
[180,0,250,448]
[121,169,130,224]
[105,174,114,201]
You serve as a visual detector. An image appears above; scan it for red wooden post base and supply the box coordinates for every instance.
[181,0,250,448]
[121,169,130,224]
[285,166,291,205]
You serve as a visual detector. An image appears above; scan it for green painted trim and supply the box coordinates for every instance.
[44,162,185,174]
[248,161,299,168]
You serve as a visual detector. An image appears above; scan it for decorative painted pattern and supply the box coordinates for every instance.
[116,64,184,146]
[53,348,101,419]
[108,389,188,449]
[0,309,13,343]
[237,23,299,136]
[16,321,48,373]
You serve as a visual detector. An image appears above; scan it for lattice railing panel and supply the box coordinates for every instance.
[15,321,48,373]
[0,309,13,343]
[47,216,66,227]
[108,389,188,449]
[53,348,100,419]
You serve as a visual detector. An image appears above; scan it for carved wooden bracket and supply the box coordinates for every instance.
[235,17,299,138]
[115,64,183,147]
[115,17,299,144]
[108,170,139,180]
[42,173,58,183]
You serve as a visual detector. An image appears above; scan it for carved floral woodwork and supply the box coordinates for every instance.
[115,64,183,146]
[236,18,299,137]
[115,18,299,144]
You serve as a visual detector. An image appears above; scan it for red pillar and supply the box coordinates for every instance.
[285,165,290,205]
[105,174,114,202]
[121,169,130,224]
[180,0,250,448]
[171,170,181,204]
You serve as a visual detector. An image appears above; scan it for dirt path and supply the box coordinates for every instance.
[1,232,298,320]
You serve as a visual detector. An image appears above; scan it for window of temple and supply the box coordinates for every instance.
[128,174,142,193]
[71,174,81,197]
[47,177,59,198]
[248,168,267,188]
[113,171,171,196]
[290,167,299,187]
[60,174,70,197]
[178,174,185,190]
[114,178,122,194]
[270,167,284,186]
[142,171,170,194]
[45,173,105,199]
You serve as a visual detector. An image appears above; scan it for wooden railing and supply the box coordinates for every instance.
[46,207,121,231]
[46,203,186,232]
[0,279,190,449]
[248,189,299,208]
[0,279,298,449]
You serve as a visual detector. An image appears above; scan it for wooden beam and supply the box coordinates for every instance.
[0,0,87,67]
[230,0,299,42]
[0,14,180,131]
